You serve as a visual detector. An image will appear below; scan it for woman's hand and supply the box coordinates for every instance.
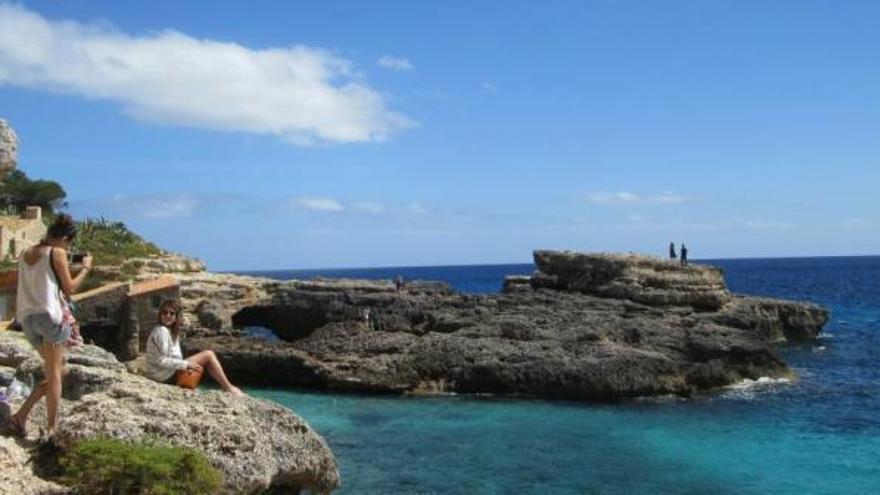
[187,362,203,372]
[81,254,93,270]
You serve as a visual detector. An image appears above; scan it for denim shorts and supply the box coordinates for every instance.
[21,313,71,349]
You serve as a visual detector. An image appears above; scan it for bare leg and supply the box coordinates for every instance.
[42,343,65,435]
[9,347,68,435]
[9,380,48,433]
[187,350,243,396]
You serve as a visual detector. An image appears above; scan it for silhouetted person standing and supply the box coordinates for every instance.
[669,242,677,260]
[680,244,688,266]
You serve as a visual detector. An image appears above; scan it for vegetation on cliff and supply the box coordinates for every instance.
[73,217,162,266]
[60,437,222,494]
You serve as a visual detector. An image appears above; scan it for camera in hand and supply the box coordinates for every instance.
[69,252,87,263]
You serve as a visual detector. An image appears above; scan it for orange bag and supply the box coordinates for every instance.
[176,367,203,390]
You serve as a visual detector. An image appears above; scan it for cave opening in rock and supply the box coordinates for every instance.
[231,305,326,342]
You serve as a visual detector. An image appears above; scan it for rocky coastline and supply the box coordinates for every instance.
[179,250,828,400]
[0,249,830,492]
[0,332,340,493]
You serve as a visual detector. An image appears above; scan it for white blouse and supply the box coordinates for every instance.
[145,325,189,382]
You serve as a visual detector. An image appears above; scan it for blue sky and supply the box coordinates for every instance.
[1,1,878,270]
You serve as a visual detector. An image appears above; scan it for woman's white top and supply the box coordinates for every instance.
[16,246,63,324]
[146,325,189,382]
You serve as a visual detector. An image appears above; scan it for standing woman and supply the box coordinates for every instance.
[146,300,243,396]
[7,214,92,438]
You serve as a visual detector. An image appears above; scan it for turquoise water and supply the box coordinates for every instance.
[241,257,880,494]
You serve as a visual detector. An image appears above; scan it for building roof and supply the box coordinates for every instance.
[72,282,129,303]
[128,275,179,297]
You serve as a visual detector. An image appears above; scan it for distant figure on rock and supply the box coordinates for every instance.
[146,300,243,396]
[361,308,371,328]
[669,242,677,260]
[680,244,688,266]
[395,275,404,292]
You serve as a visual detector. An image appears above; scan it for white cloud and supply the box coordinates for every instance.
[71,193,199,219]
[627,213,645,222]
[353,201,386,215]
[406,203,428,216]
[377,55,413,71]
[141,195,198,218]
[843,218,874,230]
[585,191,687,205]
[0,4,413,145]
[737,219,794,230]
[481,82,497,93]
[295,197,344,212]
[585,191,639,204]
[652,191,687,204]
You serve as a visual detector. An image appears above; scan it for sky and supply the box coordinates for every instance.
[0,1,878,270]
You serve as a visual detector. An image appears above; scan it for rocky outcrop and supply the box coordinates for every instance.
[124,253,207,276]
[91,253,208,283]
[0,332,340,493]
[177,272,282,334]
[531,250,731,310]
[0,118,18,177]
[187,251,828,400]
[0,436,67,494]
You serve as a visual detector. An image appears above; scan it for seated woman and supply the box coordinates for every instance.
[145,300,243,396]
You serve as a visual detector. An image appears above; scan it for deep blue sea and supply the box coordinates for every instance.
[236,257,880,494]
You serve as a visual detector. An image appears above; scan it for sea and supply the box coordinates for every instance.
[234,256,880,494]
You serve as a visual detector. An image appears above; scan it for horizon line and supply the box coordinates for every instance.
[219,252,880,274]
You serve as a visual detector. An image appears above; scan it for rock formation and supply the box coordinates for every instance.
[531,250,730,310]
[0,332,340,493]
[177,272,282,334]
[186,251,828,400]
[0,118,18,178]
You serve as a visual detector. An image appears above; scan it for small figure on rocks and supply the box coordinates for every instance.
[395,275,405,292]
[680,244,688,266]
[146,300,243,396]
[361,308,371,329]
[669,242,677,260]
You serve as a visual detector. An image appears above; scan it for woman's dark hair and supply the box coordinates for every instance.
[158,299,182,341]
[46,213,77,241]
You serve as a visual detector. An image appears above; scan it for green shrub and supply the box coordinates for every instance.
[60,437,223,495]
[73,217,163,267]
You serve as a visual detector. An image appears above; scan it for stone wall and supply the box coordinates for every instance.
[73,283,133,360]
[0,212,47,259]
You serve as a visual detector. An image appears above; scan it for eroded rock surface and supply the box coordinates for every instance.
[532,250,731,310]
[177,272,282,333]
[0,332,339,494]
[189,251,828,400]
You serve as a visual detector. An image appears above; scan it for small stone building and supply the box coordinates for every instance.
[72,275,180,361]
[0,206,47,260]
